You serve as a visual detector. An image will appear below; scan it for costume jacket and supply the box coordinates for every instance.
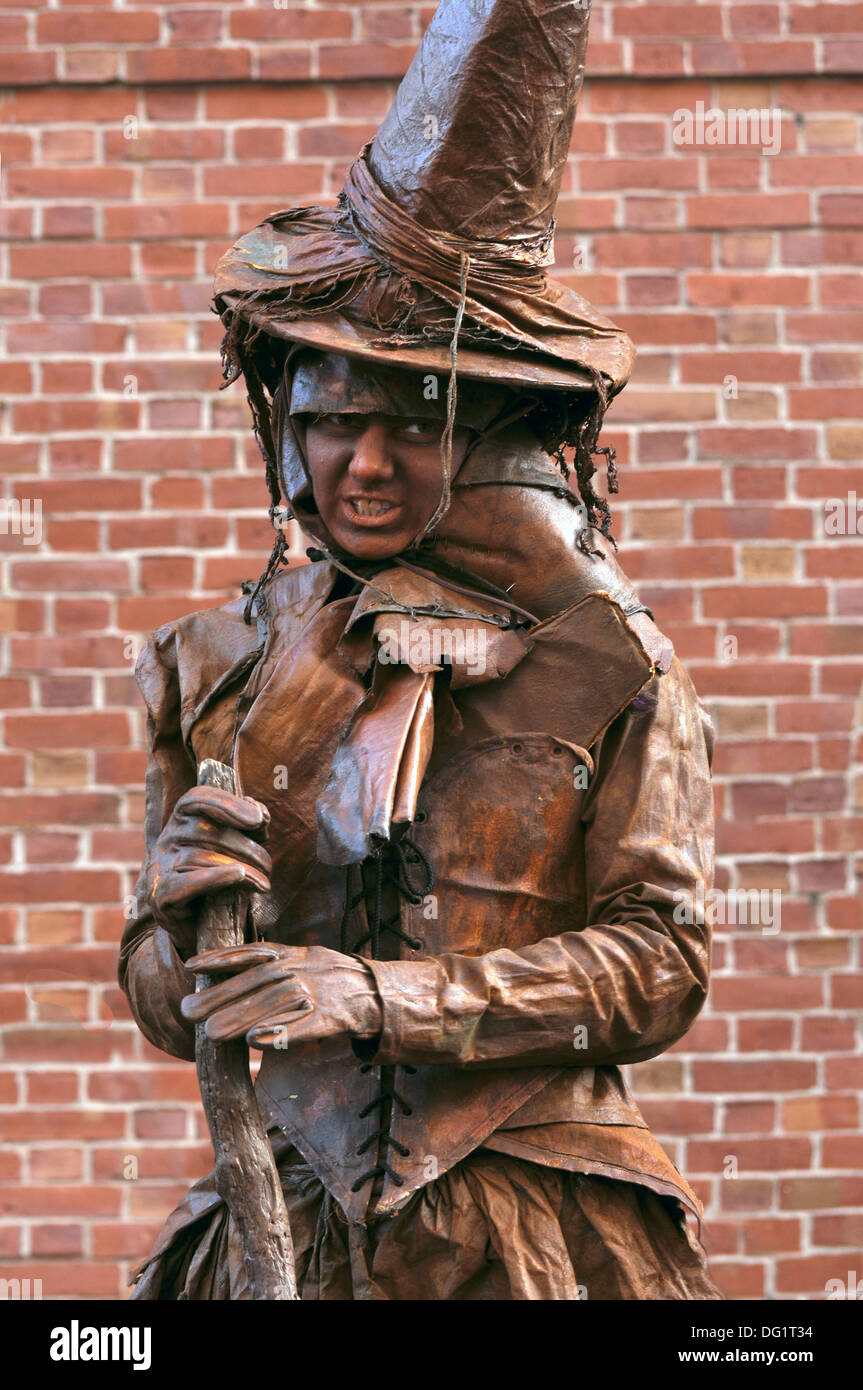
[119,435,715,1234]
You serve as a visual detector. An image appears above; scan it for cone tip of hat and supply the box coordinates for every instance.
[368,0,591,242]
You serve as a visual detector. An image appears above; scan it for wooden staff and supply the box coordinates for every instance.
[194,757,298,1300]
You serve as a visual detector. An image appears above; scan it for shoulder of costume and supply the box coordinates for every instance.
[134,560,337,737]
[569,532,675,678]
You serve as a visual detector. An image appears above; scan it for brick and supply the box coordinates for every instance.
[127,48,251,84]
[703,585,826,619]
[31,1224,85,1258]
[319,40,417,80]
[826,1058,863,1090]
[689,1137,811,1174]
[736,1018,794,1051]
[712,1260,767,1298]
[743,1218,802,1256]
[718,1179,774,1213]
[90,1222,161,1260]
[776,1254,860,1295]
[812,1213,863,1247]
[687,193,810,229]
[0,1187,122,1219]
[688,273,811,309]
[790,4,863,36]
[723,1100,776,1135]
[0,52,56,86]
[695,1061,817,1094]
[229,10,352,41]
[780,1176,863,1210]
[699,427,817,461]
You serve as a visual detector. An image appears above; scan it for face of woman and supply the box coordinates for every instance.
[303,412,472,560]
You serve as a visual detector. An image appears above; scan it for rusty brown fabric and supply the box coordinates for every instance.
[131,1142,720,1301]
[120,0,722,1301]
[213,0,635,400]
[120,437,720,1298]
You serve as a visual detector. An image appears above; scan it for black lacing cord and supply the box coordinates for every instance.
[351,1063,418,1191]
[339,864,364,955]
[348,832,433,1193]
[349,835,433,956]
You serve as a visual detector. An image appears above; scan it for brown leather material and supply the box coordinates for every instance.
[213,1,635,399]
[482,1124,703,1224]
[315,663,436,865]
[142,784,273,959]
[430,430,661,624]
[182,941,382,1054]
[443,592,655,764]
[120,549,713,1228]
[392,673,435,826]
[255,1045,555,1223]
[233,596,370,904]
[129,1138,720,1300]
[368,0,589,244]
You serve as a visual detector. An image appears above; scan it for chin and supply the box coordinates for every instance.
[331,525,412,561]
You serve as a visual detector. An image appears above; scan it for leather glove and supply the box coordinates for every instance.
[180,942,383,1049]
[145,786,272,960]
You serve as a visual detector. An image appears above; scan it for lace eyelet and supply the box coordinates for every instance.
[511,741,524,755]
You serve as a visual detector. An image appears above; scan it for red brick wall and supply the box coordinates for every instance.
[0,2,861,1301]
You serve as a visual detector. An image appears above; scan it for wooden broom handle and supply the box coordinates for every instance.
[194,758,297,1300]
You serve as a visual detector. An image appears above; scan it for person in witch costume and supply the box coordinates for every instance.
[120,0,723,1299]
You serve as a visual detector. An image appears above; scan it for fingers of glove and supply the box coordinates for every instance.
[174,850,270,895]
[173,786,270,837]
[171,825,272,879]
[151,861,269,918]
[186,943,284,975]
[181,959,298,1021]
[201,982,313,1044]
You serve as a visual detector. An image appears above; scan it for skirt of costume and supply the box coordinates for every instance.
[131,1145,723,1301]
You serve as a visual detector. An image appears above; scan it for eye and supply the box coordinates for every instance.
[398,420,441,441]
[316,412,362,432]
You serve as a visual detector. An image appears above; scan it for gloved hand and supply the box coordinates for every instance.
[180,942,383,1049]
[145,786,272,960]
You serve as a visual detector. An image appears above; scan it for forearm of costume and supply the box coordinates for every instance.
[365,658,715,1070]
[119,891,198,1063]
[119,638,199,1062]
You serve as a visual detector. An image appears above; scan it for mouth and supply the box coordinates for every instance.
[342,496,403,527]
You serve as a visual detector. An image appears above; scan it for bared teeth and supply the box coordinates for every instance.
[351,498,395,516]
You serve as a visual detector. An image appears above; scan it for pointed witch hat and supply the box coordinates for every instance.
[213,0,634,410]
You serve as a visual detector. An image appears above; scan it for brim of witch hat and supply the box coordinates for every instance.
[213,0,635,401]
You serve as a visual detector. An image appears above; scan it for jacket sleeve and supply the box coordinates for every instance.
[364,656,715,1069]
[118,630,198,1062]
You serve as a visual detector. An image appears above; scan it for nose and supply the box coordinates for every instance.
[347,422,394,483]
